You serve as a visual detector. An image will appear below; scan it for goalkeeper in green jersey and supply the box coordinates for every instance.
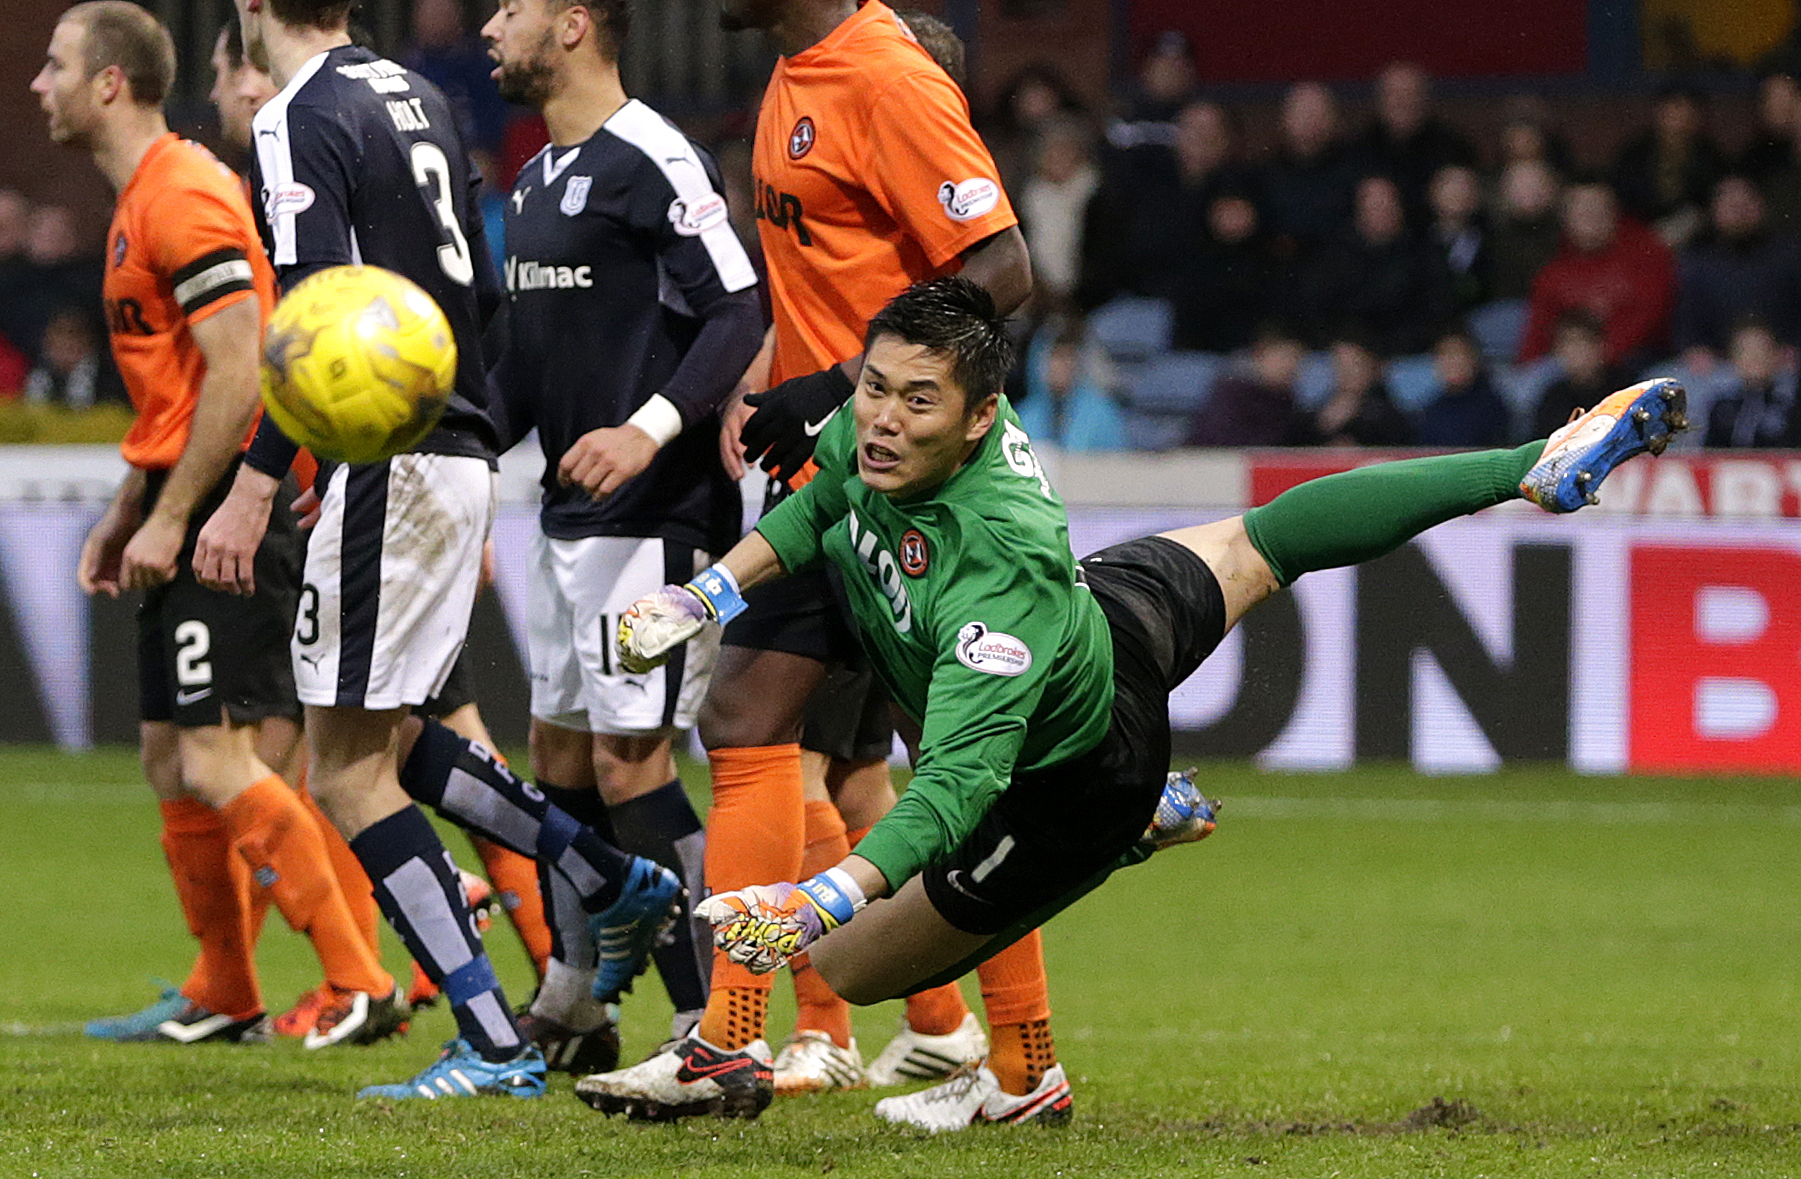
[618,275,1687,1005]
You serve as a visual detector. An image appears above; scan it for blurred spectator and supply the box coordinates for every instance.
[986,63,1086,195]
[1610,84,1726,247]
[1738,69,1800,186]
[1349,62,1478,227]
[1529,310,1629,439]
[1082,99,1251,316]
[0,189,32,371]
[1299,173,1452,355]
[1110,30,1199,148]
[1019,115,1101,307]
[1013,320,1125,451]
[23,306,114,408]
[14,204,103,364]
[1518,179,1676,370]
[1675,174,1801,365]
[1295,329,1414,447]
[1170,185,1281,353]
[1497,93,1575,174]
[1490,159,1565,301]
[1702,317,1801,447]
[1186,322,1306,446]
[1413,326,1510,447]
[1261,81,1357,257]
[1428,164,1492,313]
[402,0,509,159]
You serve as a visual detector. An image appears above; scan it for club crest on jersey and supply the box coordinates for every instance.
[900,529,929,576]
[788,117,816,159]
[668,193,728,237]
[937,177,999,222]
[111,233,128,268]
[560,175,592,216]
[955,622,1032,676]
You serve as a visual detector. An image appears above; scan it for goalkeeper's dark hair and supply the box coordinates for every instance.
[865,276,1013,411]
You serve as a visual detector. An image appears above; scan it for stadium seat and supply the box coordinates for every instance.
[1385,354,1440,413]
[1123,351,1222,451]
[1295,350,1334,409]
[1087,297,1174,363]
[1468,299,1530,364]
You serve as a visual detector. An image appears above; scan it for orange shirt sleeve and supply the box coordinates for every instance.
[860,65,1017,271]
[143,175,261,327]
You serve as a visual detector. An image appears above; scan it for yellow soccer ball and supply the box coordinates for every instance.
[260,265,456,464]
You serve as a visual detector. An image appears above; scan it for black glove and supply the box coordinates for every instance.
[740,364,856,483]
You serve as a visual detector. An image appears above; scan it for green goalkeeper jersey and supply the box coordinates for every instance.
[755,397,1115,888]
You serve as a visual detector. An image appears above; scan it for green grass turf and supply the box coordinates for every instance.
[4,747,1801,1177]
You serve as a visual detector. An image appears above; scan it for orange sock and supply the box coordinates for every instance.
[790,799,853,1048]
[472,836,552,980]
[220,776,393,998]
[979,930,1054,1094]
[160,798,261,1019]
[695,744,804,1049]
[296,779,380,953]
[846,822,970,1036]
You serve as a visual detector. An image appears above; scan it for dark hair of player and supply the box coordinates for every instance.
[63,0,176,106]
[895,9,964,87]
[865,275,1015,411]
[220,10,246,68]
[266,0,354,32]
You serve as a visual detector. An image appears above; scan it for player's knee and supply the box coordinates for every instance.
[810,945,893,1006]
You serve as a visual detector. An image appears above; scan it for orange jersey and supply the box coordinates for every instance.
[752,1,1016,383]
[105,133,275,470]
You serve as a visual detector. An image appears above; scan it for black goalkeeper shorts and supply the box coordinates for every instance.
[138,463,301,728]
[921,535,1226,938]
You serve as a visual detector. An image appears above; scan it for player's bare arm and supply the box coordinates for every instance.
[193,461,279,595]
[957,226,1032,317]
[121,298,262,591]
[79,466,148,598]
[719,325,775,479]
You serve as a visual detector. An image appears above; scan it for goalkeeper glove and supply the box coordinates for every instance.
[616,563,749,674]
[740,364,856,483]
[693,868,867,975]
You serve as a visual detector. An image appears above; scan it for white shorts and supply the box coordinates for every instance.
[295,454,496,710]
[527,532,718,735]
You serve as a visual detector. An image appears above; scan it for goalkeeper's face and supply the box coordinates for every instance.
[853,334,997,500]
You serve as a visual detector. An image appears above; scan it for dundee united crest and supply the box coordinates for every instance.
[900,529,929,576]
[788,117,815,159]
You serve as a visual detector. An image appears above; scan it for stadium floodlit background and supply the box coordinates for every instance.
[5,0,1801,1174]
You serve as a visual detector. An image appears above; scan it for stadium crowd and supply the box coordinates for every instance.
[11,9,1801,453]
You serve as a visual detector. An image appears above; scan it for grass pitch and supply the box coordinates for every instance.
[4,747,1800,1178]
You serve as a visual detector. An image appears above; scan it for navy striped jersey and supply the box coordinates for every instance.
[499,99,759,549]
[250,44,498,460]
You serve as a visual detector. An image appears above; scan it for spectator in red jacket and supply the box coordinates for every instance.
[1517,178,1677,371]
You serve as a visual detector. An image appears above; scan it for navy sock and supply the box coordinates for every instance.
[349,806,520,1061]
[606,779,709,1017]
[400,719,631,914]
[535,781,599,973]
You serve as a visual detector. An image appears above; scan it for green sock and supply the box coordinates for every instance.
[1242,442,1547,587]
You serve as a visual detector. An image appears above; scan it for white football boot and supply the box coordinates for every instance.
[773,1030,868,1093]
[574,1030,773,1121]
[865,1012,989,1087]
[873,1061,1073,1131]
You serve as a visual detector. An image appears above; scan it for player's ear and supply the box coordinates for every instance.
[559,2,591,49]
[964,392,998,442]
[93,63,126,105]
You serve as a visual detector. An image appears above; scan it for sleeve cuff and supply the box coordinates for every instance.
[625,394,683,448]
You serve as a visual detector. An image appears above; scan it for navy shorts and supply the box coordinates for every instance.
[138,465,301,728]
